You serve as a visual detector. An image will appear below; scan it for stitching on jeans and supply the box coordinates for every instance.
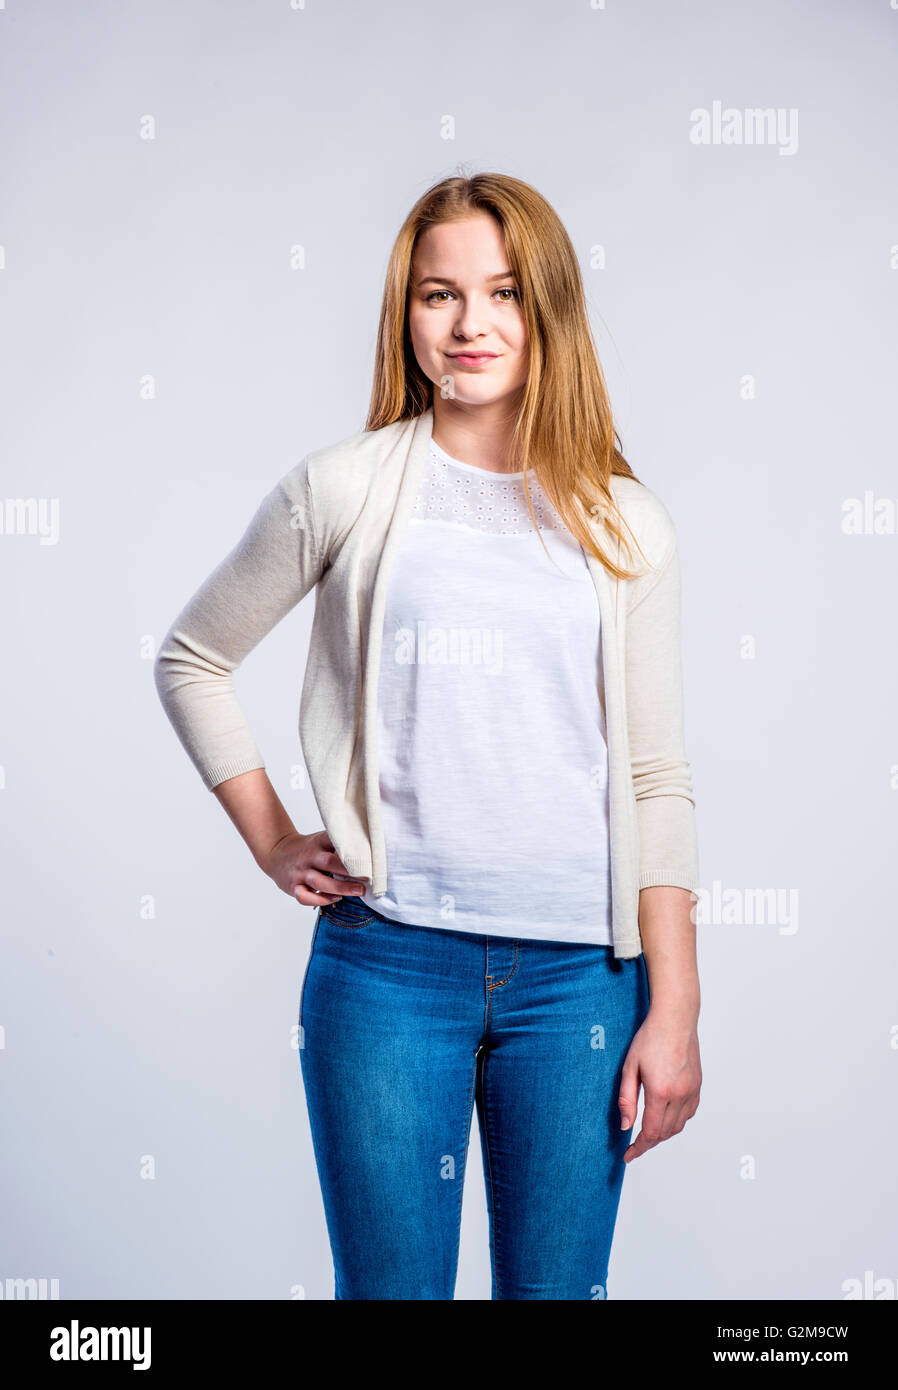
[323,900,378,928]
[450,1056,479,1287]
[479,1049,502,1301]
[485,940,520,990]
[298,911,321,1031]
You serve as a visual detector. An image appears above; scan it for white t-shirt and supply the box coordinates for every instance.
[360,437,613,945]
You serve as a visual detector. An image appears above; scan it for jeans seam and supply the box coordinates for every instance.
[485,939,520,990]
[480,1049,502,1301]
[298,910,321,1040]
[450,1056,479,1287]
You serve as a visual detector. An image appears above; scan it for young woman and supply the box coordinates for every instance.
[154,172,702,1301]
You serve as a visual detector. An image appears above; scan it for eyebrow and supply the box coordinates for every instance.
[415,271,516,288]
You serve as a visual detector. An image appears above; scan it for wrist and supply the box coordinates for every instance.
[256,829,302,876]
[646,988,700,1026]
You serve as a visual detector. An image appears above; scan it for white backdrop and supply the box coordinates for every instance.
[1,0,896,1300]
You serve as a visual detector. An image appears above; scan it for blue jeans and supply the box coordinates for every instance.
[298,894,649,1300]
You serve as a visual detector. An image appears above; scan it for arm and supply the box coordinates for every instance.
[617,527,702,1158]
[212,768,366,906]
[153,459,320,788]
[153,458,368,905]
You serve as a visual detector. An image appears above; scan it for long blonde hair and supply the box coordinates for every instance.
[366,171,647,580]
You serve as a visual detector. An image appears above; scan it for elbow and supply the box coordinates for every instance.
[152,647,168,702]
[153,632,177,704]
[631,756,696,806]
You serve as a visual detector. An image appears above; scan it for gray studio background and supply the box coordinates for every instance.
[2,0,896,1300]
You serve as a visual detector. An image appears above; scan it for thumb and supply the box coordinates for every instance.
[618,1057,640,1131]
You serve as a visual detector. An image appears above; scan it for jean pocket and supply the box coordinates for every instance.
[321,894,380,929]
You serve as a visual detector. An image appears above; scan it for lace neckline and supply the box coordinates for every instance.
[410,440,567,535]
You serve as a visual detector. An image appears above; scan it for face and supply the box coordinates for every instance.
[407,213,528,409]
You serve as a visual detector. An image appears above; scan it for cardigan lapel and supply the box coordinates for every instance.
[583,518,637,950]
[362,408,435,893]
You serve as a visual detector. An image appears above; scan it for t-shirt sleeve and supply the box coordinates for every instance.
[153,456,322,791]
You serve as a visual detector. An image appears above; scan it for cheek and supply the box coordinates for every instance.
[506,319,528,363]
[408,307,434,354]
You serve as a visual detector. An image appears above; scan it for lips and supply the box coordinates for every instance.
[448,353,498,365]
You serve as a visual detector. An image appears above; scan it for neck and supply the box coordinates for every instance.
[430,394,524,474]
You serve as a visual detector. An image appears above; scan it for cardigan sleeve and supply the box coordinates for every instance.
[153,456,323,791]
[624,527,700,896]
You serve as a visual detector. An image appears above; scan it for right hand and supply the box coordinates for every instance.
[262,830,370,907]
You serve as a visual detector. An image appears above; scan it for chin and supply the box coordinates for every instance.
[448,381,519,408]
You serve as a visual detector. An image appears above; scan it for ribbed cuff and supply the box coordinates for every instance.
[638,868,699,894]
[203,757,266,791]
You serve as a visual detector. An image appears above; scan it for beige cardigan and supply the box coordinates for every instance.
[154,407,699,958]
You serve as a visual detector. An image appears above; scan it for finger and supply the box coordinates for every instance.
[622,1131,646,1163]
[623,1094,669,1163]
[624,1085,702,1160]
[623,1116,663,1163]
[618,1059,640,1132]
[293,884,343,906]
[667,1091,700,1137]
[294,872,348,905]
[311,850,369,889]
[315,868,371,898]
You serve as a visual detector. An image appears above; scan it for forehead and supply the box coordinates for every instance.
[412,215,511,279]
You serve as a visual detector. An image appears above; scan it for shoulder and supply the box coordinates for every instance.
[607,473,679,574]
[275,417,409,512]
[270,418,414,562]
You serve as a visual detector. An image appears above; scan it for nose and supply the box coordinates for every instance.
[451,293,492,342]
